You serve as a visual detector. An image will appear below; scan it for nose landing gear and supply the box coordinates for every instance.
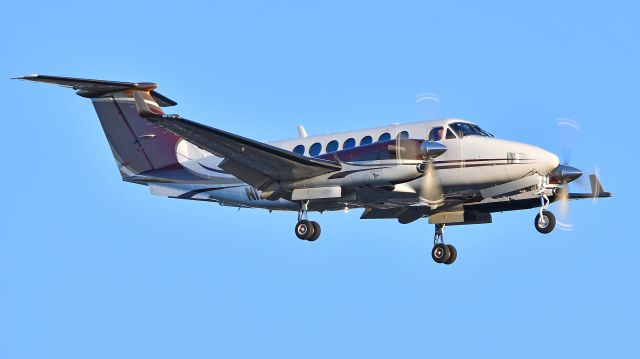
[534,210,556,234]
[294,201,321,241]
[534,175,556,234]
[431,224,457,265]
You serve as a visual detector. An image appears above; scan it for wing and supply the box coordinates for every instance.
[149,115,342,189]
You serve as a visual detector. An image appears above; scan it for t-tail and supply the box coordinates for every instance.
[14,74,192,182]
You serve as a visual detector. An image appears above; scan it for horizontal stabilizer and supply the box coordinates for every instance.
[567,174,612,199]
[13,74,177,106]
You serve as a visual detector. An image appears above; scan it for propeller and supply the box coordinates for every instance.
[412,92,446,207]
[416,140,447,207]
[551,118,602,230]
[388,135,447,208]
[553,118,580,230]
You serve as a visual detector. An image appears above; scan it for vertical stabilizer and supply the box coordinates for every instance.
[15,74,183,179]
[91,93,180,177]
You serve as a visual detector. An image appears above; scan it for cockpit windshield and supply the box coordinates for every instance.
[449,122,494,138]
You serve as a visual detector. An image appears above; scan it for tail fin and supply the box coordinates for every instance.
[15,74,182,179]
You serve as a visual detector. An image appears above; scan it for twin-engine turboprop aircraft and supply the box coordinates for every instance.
[16,75,611,265]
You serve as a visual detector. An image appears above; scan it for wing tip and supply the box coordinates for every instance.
[12,73,39,80]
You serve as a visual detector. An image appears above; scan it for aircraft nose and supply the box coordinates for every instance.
[534,147,560,176]
[507,141,559,177]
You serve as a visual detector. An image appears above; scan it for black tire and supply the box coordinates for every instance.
[308,221,321,241]
[295,220,315,240]
[534,210,556,234]
[431,243,450,263]
[444,244,457,265]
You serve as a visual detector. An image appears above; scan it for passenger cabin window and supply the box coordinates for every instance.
[309,142,322,156]
[446,128,457,139]
[428,127,444,141]
[378,132,391,142]
[360,135,373,145]
[293,144,305,155]
[343,138,356,149]
[398,131,410,139]
[326,140,339,153]
[449,122,494,138]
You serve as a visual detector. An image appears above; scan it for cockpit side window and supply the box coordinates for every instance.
[445,128,457,139]
[449,122,494,138]
[428,126,445,141]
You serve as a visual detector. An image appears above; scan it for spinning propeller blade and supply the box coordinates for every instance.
[552,118,604,229]
[417,139,447,208]
[555,183,572,230]
[418,159,444,207]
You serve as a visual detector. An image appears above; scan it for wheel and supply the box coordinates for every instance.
[431,243,450,263]
[444,244,457,265]
[534,210,556,234]
[295,220,315,240]
[307,221,321,241]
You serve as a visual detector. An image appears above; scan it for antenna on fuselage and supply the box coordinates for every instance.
[297,125,308,138]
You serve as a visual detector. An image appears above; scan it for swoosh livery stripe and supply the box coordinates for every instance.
[198,163,229,174]
[328,167,390,179]
[175,185,244,199]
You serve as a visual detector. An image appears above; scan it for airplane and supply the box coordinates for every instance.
[15,74,612,265]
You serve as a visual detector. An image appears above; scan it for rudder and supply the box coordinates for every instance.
[92,93,180,177]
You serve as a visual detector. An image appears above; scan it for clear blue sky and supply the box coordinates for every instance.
[1,1,638,358]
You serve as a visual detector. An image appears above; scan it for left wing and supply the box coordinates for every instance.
[147,115,342,190]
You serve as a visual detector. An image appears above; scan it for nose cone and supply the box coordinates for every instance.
[536,148,560,176]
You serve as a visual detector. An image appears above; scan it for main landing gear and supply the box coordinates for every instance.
[431,224,457,265]
[294,201,321,241]
[534,175,556,234]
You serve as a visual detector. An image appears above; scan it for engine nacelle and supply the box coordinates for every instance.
[285,163,424,191]
[284,139,435,192]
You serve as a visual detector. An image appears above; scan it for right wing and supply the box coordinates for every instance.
[149,115,342,190]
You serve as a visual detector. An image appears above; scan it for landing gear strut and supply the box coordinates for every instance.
[294,201,321,241]
[535,175,556,234]
[431,224,457,265]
